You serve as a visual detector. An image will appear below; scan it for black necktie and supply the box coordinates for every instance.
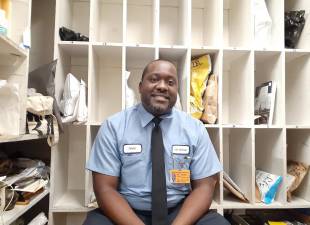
[151,117,168,225]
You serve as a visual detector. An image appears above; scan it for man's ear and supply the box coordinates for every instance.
[138,81,142,93]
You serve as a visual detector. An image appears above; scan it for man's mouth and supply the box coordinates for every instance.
[151,94,169,101]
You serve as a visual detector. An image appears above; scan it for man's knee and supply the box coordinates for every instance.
[196,211,230,225]
[83,209,114,225]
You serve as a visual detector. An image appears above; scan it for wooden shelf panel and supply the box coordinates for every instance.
[0,134,46,144]
[0,35,27,58]
[52,190,88,212]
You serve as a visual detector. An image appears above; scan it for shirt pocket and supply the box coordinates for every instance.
[170,154,191,170]
[121,152,144,166]
[120,151,146,189]
[168,153,192,191]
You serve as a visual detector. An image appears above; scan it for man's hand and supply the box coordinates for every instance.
[171,174,218,225]
[93,172,145,225]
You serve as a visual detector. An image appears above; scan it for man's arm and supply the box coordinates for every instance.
[171,174,218,225]
[93,172,145,225]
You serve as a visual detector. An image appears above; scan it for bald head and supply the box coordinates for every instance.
[141,59,176,81]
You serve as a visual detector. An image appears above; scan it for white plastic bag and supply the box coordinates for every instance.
[27,212,48,225]
[254,0,272,48]
[125,71,138,108]
[62,79,88,124]
[256,169,282,204]
[59,73,80,116]
[0,81,20,136]
[174,94,182,110]
[76,79,88,122]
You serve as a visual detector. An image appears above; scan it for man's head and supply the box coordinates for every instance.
[139,59,178,116]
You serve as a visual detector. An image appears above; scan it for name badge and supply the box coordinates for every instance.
[172,145,189,155]
[170,170,191,184]
[123,144,142,154]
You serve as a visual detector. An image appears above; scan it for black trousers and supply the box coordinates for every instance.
[83,203,230,225]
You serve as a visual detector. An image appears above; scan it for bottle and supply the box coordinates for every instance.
[0,9,8,35]
[0,0,10,36]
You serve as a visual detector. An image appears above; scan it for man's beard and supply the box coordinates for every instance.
[149,104,168,115]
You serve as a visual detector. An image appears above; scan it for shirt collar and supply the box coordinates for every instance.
[137,103,174,128]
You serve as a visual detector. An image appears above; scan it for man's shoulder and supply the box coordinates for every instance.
[105,104,139,125]
[173,108,204,128]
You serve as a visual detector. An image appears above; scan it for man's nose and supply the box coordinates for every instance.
[156,80,168,90]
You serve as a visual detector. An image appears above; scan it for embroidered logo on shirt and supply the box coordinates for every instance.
[123,144,142,154]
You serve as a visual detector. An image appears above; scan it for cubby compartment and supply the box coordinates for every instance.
[223,128,254,206]
[222,50,253,125]
[191,0,222,47]
[254,0,284,49]
[89,45,122,124]
[56,0,90,42]
[51,125,87,211]
[255,128,286,205]
[286,129,310,207]
[191,48,220,124]
[159,0,189,46]
[126,0,155,45]
[90,0,123,43]
[206,127,221,205]
[54,43,89,107]
[8,0,31,44]
[85,125,100,206]
[285,52,310,126]
[51,212,87,225]
[254,51,284,126]
[125,46,155,107]
[159,47,189,111]
[223,0,252,48]
[285,1,310,49]
[0,56,28,135]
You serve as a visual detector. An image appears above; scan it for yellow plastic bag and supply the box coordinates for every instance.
[190,55,211,119]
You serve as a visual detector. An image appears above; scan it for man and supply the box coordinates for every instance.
[84,59,230,225]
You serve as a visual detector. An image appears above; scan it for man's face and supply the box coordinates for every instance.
[139,61,178,116]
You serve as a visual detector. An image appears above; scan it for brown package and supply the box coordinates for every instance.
[287,160,309,201]
[201,74,218,124]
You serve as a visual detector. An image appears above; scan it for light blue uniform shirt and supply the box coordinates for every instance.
[86,104,222,210]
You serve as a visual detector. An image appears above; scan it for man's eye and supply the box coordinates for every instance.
[168,80,175,86]
[150,77,158,83]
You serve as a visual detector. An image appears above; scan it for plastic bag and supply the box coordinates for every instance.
[254,0,272,48]
[59,26,89,41]
[174,94,182,111]
[28,60,63,132]
[125,71,138,108]
[0,81,20,136]
[256,170,282,204]
[60,73,80,117]
[287,160,309,201]
[190,55,212,119]
[76,79,88,122]
[285,10,306,48]
[201,74,218,124]
[27,212,48,225]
